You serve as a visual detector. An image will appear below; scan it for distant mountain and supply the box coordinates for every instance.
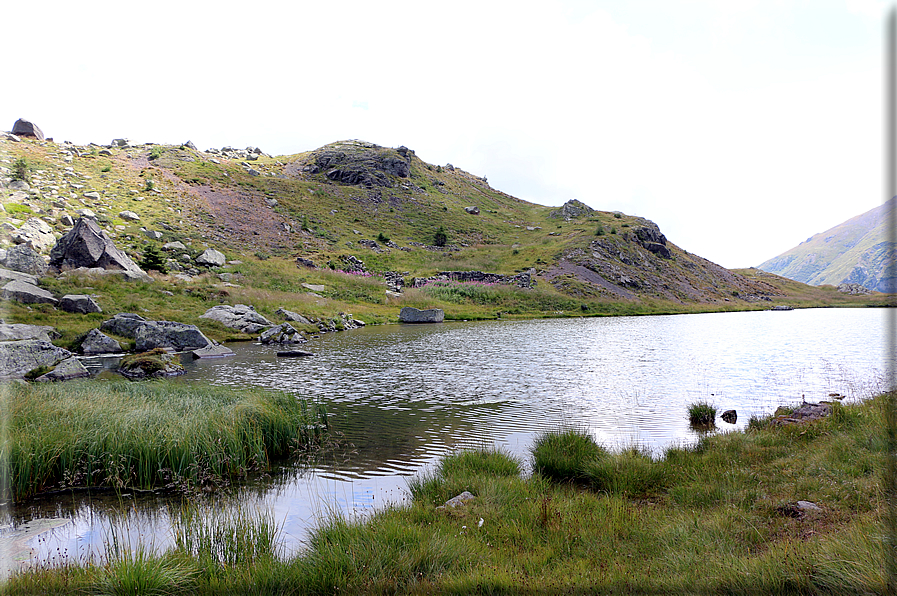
[758,197,895,293]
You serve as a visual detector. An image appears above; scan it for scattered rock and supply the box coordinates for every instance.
[260,323,306,344]
[302,283,326,293]
[465,206,480,215]
[163,241,187,251]
[399,307,445,323]
[275,307,312,325]
[59,294,102,314]
[296,257,316,269]
[2,279,57,305]
[770,401,832,426]
[80,328,123,355]
[49,217,150,281]
[0,340,71,378]
[549,199,595,220]
[119,348,185,380]
[134,321,212,352]
[11,218,57,253]
[118,210,140,221]
[0,267,38,285]
[439,491,476,509]
[100,313,147,338]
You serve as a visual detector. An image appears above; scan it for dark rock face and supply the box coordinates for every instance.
[60,294,102,314]
[308,143,411,188]
[134,321,212,352]
[399,307,444,323]
[80,328,123,355]
[49,218,150,280]
[11,119,45,140]
[721,410,737,424]
[627,224,672,259]
[3,244,48,276]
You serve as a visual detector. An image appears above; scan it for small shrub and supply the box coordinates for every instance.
[377,232,390,244]
[148,145,163,160]
[614,212,622,219]
[434,226,447,247]
[24,365,52,381]
[582,447,668,496]
[138,243,168,274]
[100,164,112,173]
[688,401,717,426]
[144,179,155,191]
[595,225,605,236]
[532,429,607,482]
[12,157,29,182]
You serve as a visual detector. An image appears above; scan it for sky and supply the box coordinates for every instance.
[2,0,888,269]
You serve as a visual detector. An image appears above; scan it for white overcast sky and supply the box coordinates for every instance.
[2,0,888,268]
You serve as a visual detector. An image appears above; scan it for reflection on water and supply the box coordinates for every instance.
[8,308,888,569]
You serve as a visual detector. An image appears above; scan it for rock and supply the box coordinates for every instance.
[302,283,326,292]
[142,229,162,240]
[34,357,90,382]
[441,491,476,508]
[720,410,737,424]
[0,267,38,285]
[399,307,445,323]
[11,118,45,141]
[276,350,314,357]
[464,206,479,215]
[163,241,187,251]
[199,304,273,334]
[12,218,57,253]
[2,244,48,276]
[80,328,123,355]
[2,280,57,305]
[195,248,226,267]
[82,191,101,200]
[119,210,140,221]
[119,349,185,380]
[134,321,212,352]
[549,199,596,220]
[275,307,312,325]
[7,180,30,191]
[77,208,97,219]
[191,344,235,359]
[0,340,71,378]
[770,401,832,426]
[49,217,150,281]
[183,140,197,150]
[296,257,316,269]
[259,323,306,344]
[59,294,102,314]
[100,313,148,338]
[0,324,57,342]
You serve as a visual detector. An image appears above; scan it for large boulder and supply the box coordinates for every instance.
[0,267,38,285]
[3,244,48,276]
[60,294,102,314]
[2,280,57,305]
[195,248,226,267]
[134,321,212,352]
[11,119,45,141]
[12,218,57,254]
[0,340,71,378]
[0,324,57,342]
[199,304,273,334]
[80,328,123,355]
[275,307,312,325]
[49,217,150,281]
[34,357,90,382]
[100,313,147,338]
[399,307,444,323]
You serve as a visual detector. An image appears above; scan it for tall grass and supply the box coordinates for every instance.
[4,380,329,501]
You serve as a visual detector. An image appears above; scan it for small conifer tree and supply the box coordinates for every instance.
[139,243,168,274]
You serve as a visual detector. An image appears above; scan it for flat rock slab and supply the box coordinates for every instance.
[0,340,72,378]
[0,324,57,342]
[191,344,236,359]
[34,357,90,382]
[2,280,58,305]
[399,306,444,323]
[276,350,314,358]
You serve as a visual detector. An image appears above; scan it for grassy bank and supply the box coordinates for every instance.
[7,393,889,594]
[2,380,328,501]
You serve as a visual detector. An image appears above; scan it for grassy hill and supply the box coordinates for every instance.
[0,135,887,346]
[759,197,896,293]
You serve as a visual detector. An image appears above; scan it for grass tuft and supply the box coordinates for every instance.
[531,428,607,482]
[687,400,717,426]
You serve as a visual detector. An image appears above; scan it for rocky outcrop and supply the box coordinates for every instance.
[0,267,38,285]
[412,269,535,289]
[60,294,102,314]
[770,401,832,426]
[100,313,148,338]
[549,199,595,220]
[199,304,273,334]
[49,217,150,281]
[11,119,45,140]
[302,141,411,188]
[626,223,671,259]
[2,280,57,305]
[134,321,212,352]
[0,340,71,378]
[399,307,444,323]
[2,244,48,276]
[80,329,123,355]
[275,307,312,325]
[11,218,57,254]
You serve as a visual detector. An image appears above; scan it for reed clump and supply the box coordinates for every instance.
[3,380,329,501]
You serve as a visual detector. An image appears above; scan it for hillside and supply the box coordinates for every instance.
[0,131,885,349]
[758,197,896,293]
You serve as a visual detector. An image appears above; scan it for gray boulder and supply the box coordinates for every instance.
[80,328,123,355]
[195,248,226,267]
[2,280,57,305]
[34,357,90,382]
[549,199,595,220]
[399,307,444,323]
[49,217,150,281]
[134,321,212,351]
[60,294,102,314]
[259,323,306,344]
[0,340,71,378]
[11,118,45,140]
[12,218,57,253]
[3,244,48,276]
[199,304,273,334]
[119,210,140,221]
[275,307,312,325]
[0,267,37,285]
[163,241,187,251]
[0,324,57,342]
[100,313,147,338]
[191,344,235,359]
[464,206,480,215]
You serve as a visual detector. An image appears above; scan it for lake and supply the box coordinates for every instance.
[4,307,889,571]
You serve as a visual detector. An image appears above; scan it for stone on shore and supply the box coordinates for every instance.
[80,329,123,355]
[0,340,72,378]
[0,324,58,342]
[134,321,212,352]
[199,304,273,334]
[34,357,90,382]
[191,344,235,359]
[260,322,306,344]
[399,307,444,323]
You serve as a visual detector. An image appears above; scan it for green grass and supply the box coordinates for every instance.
[531,428,607,482]
[688,400,717,425]
[2,380,329,501]
[6,393,890,593]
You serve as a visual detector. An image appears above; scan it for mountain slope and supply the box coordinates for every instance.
[758,197,895,293]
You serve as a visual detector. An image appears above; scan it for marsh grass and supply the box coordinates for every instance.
[531,428,607,482]
[7,395,890,594]
[688,400,717,426]
[4,380,328,501]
